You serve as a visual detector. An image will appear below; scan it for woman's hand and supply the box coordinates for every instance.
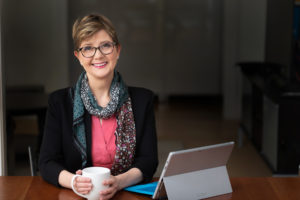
[99,167,143,200]
[99,175,120,200]
[72,170,93,195]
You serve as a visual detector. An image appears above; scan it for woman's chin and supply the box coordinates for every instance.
[88,69,114,80]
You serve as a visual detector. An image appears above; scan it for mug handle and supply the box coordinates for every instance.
[71,175,89,198]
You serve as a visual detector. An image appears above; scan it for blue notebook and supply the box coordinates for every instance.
[124,181,158,196]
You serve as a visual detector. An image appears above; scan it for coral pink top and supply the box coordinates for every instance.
[91,115,117,169]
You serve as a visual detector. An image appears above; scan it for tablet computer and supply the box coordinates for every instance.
[152,141,234,199]
[124,141,234,199]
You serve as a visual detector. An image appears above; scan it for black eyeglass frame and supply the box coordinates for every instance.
[77,42,116,58]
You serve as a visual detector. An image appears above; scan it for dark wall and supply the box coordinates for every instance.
[265,0,294,80]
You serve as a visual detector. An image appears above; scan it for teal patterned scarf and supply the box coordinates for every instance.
[72,70,133,168]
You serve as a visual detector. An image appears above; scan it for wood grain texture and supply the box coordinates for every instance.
[0,176,300,200]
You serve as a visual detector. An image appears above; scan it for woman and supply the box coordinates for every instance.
[39,14,158,200]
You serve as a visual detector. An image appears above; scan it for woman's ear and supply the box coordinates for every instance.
[117,45,121,59]
[74,51,79,59]
[74,51,82,66]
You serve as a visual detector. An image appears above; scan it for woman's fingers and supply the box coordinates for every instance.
[100,176,119,200]
[73,176,92,195]
[74,181,92,188]
[75,170,82,175]
[75,185,92,194]
[100,187,116,200]
[76,176,91,183]
[74,183,92,194]
[102,179,114,186]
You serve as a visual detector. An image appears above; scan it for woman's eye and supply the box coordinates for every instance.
[83,46,93,51]
[102,43,112,48]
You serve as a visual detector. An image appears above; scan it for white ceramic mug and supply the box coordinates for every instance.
[71,167,111,200]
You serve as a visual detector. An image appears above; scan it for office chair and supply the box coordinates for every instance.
[28,146,37,176]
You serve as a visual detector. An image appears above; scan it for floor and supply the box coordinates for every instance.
[12,98,273,177]
[154,98,272,177]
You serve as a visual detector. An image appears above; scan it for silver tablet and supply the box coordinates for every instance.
[152,141,234,199]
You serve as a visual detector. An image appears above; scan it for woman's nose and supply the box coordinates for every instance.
[94,48,104,58]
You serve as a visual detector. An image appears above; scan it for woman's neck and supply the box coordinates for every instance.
[87,74,114,107]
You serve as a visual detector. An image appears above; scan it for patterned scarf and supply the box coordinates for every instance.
[72,71,136,175]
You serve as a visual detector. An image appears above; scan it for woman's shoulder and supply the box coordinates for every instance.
[128,87,156,110]
[128,86,154,98]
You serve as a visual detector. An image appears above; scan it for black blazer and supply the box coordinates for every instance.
[39,86,158,187]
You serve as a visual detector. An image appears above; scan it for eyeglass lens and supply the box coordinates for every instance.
[80,42,114,58]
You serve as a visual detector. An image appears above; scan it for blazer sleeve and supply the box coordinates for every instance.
[38,91,67,187]
[130,88,158,182]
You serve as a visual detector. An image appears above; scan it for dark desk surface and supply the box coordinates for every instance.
[1,176,300,200]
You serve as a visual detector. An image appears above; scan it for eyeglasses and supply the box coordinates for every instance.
[78,42,116,58]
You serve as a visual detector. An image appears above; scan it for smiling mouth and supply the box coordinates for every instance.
[92,62,107,68]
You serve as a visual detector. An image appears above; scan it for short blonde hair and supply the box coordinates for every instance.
[72,14,120,50]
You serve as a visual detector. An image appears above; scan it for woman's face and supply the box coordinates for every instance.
[74,30,121,82]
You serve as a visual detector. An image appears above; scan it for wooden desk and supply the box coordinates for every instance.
[0,176,150,200]
[1,176,300,200]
